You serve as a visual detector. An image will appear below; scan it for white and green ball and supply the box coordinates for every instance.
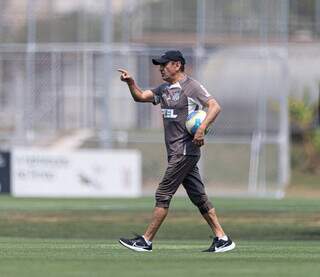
[185,110,207,135]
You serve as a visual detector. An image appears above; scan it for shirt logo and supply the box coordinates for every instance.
[162,87,181,104]
[161,109,178,118]
[171,91,180,101]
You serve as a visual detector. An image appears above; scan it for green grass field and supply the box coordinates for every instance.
[0,196,320,277]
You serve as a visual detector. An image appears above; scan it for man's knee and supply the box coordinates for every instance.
[155,191,172,209]
[190,195,213,214]
[198,200,213,214]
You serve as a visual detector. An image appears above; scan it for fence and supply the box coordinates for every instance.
[0,0,293,197]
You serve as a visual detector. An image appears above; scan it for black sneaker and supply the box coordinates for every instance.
[119,235,152,252]
[203,236,236,253]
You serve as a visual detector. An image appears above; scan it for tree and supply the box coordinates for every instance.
[289,90,320,173]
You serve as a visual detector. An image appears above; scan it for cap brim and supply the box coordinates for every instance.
[152,57,170,65]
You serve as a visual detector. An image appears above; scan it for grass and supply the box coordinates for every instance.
[0,196,320,277]
[0,239,319,277]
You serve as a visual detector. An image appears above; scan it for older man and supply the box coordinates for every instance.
[118,50,235,253]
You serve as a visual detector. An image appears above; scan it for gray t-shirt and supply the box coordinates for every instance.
[152,76,213,157]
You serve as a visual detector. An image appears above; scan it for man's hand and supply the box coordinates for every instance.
[118,69,134,85]
[192,126,206,147]
[117,68,154,103]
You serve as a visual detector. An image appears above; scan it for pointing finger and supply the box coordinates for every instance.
[117,68,128,74]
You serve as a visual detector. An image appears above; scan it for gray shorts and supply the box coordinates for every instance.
[155,155,213,214]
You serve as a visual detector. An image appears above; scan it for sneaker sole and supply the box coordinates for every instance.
[118,240,152,252]
[215,242,236,253]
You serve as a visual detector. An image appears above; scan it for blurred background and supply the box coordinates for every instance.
[0,0,319,198]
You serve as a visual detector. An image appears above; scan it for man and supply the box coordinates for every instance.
[117,50,235,253]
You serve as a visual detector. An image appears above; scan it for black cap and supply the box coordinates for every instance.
[152,50,186,65]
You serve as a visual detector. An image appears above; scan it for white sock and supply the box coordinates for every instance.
[218,235,228,241]
[142,236,152,245]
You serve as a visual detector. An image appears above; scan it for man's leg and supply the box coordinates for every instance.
[182,163,235,252]
[183,176,226,238]
[119,155,197,252]
[143,207,168,241]
[146,155,199,241]
[201,208,225,238]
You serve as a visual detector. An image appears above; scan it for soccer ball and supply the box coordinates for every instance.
[185,110,207,135]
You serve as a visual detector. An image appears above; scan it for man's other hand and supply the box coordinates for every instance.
[192,127,205,147]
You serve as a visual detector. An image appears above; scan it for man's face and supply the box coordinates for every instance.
[159,61,181,82]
